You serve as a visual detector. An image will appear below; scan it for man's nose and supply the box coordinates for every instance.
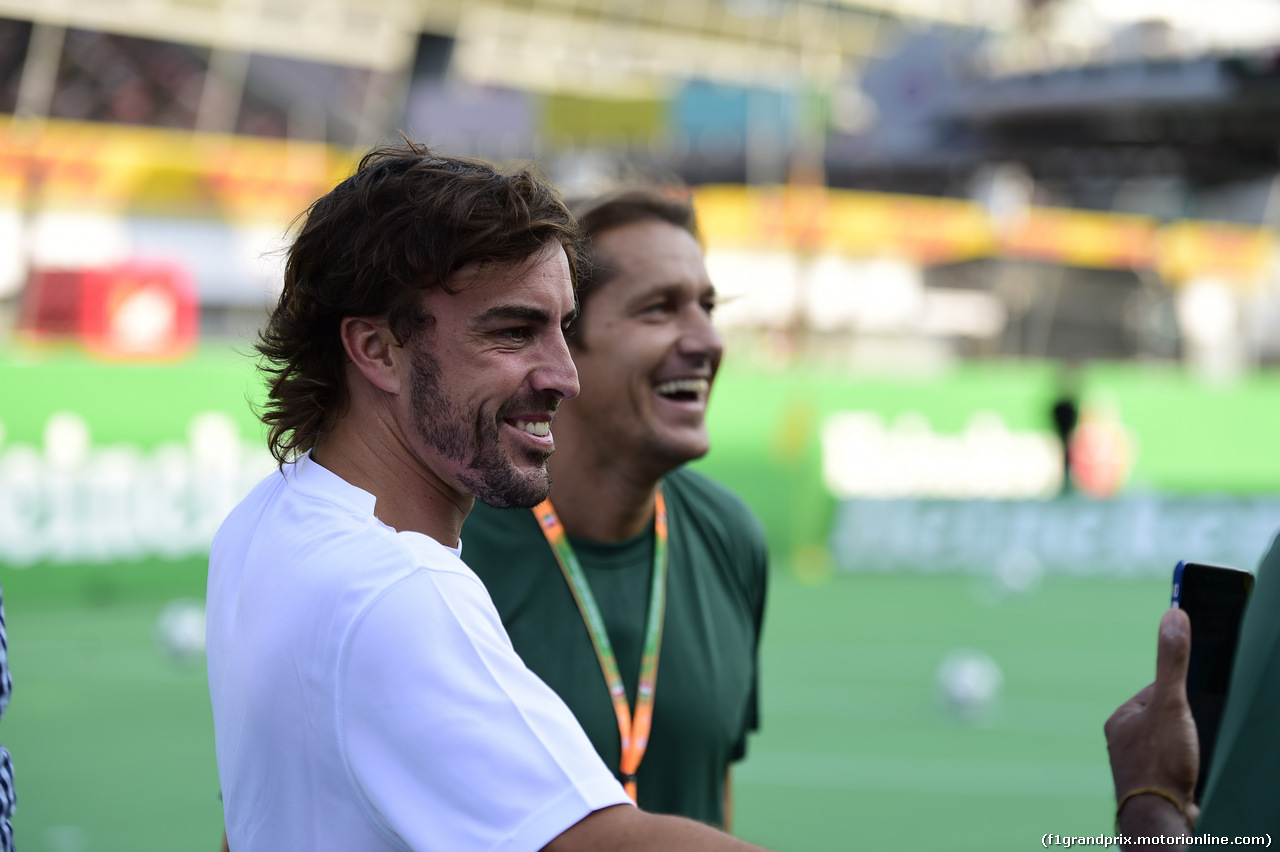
[678,307,724,364]
[533,330,580,400]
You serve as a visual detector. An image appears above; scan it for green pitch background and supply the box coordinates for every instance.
[5,346,1280,563]
[1,556,1168,851]
[3,346,1278,850]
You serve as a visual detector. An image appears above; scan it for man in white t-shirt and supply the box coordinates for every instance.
[207,143,771,852]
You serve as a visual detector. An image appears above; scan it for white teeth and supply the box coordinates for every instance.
[654,378,710,398]
[512,420,550,437]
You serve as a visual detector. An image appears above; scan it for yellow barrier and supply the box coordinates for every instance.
[695,185,1277,288]
[0,117,1273,286]
[0,116,357,222]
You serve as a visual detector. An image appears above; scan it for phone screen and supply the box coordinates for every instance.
[1171,561,1254,801]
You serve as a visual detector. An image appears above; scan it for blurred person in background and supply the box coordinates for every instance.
[1105,535,1280,848]
[464,188,768,830]
[1049,364,1080,496]
[206,143,773,852]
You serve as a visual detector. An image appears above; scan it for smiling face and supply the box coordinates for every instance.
[403,243,580,508]
[566,219,723,472]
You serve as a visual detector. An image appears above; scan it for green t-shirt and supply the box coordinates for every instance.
[1198,532,1280,836]
[462,467,768,827]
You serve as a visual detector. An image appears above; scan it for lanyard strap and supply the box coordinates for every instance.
[532,487,669,802]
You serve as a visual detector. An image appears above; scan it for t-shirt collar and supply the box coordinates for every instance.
[291,451,463,558]
[290,450,378,517]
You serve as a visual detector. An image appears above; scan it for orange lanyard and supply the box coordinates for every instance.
[532,488,668,801]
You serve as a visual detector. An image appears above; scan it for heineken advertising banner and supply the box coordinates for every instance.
[0,409,272,566]
[0,347,271,570]
[3,348,1280,577]
[694,360,1280,566]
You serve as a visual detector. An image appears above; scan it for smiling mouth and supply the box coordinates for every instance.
[508,419,551,438]
[654,378,710,403]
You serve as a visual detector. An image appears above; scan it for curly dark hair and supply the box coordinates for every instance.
[256,142,579,465]
[564,186,700,347]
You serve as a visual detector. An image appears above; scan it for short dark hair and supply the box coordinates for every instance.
[256,142,578,465]
[565,186,700,346]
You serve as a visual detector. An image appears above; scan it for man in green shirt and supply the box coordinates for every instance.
[463,187,768,830]
[1196,535,1280,835]
[1106,535,1280,847]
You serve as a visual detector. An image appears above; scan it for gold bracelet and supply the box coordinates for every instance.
[1115,787,1196,835]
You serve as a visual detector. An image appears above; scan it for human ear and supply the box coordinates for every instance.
[339,316,404,395]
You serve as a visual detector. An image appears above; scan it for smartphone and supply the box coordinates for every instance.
[1170,560,1254,802]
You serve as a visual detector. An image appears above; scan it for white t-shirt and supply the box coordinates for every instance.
[207,453,630,852]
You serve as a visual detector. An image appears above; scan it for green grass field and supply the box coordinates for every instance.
[0,557,1171,851]
[7,347,1274,850]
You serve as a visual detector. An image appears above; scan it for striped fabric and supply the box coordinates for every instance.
[0,587,14,852]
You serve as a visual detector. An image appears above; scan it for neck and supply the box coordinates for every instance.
[312,410,472,549]
[546,417,671,543]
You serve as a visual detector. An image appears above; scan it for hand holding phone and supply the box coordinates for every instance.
[1170,560,1254,802]
[1105,607,1198,836]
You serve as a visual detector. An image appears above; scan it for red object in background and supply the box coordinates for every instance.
[20,262,199,360]
[17,268,84,337]
[1069,414,1134,498]
[80,262,198,359]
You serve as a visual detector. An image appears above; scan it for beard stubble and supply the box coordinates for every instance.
[409,344,557,509]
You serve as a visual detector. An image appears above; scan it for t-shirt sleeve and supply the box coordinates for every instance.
[339,568,631,852]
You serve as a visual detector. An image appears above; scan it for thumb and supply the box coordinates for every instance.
[1154,607,1192,700]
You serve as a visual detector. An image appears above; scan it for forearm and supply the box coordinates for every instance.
[545,804,770,852]
[619,812,764,852]
[1117,797,1191,851]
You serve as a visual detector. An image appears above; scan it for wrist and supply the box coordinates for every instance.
[1116,788,1195,841]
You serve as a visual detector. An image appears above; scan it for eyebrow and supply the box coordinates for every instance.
[474,304,579,327]
[475,305,550,325]
[629,281,717,306]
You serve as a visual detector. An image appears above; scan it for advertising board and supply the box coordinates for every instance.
[3,349,1279,582]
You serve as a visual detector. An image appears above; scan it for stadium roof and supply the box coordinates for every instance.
[0,0,1014,81]
[1,0,1277,89]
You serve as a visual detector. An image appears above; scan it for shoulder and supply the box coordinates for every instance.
[306,505,480,590]
[338,536,509,696]
[664,467,767,548]
[212,463,487,635]
[665,466,755,517]
[663,467,768,597]
[345,549,500,657]
[213,466,288,549]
